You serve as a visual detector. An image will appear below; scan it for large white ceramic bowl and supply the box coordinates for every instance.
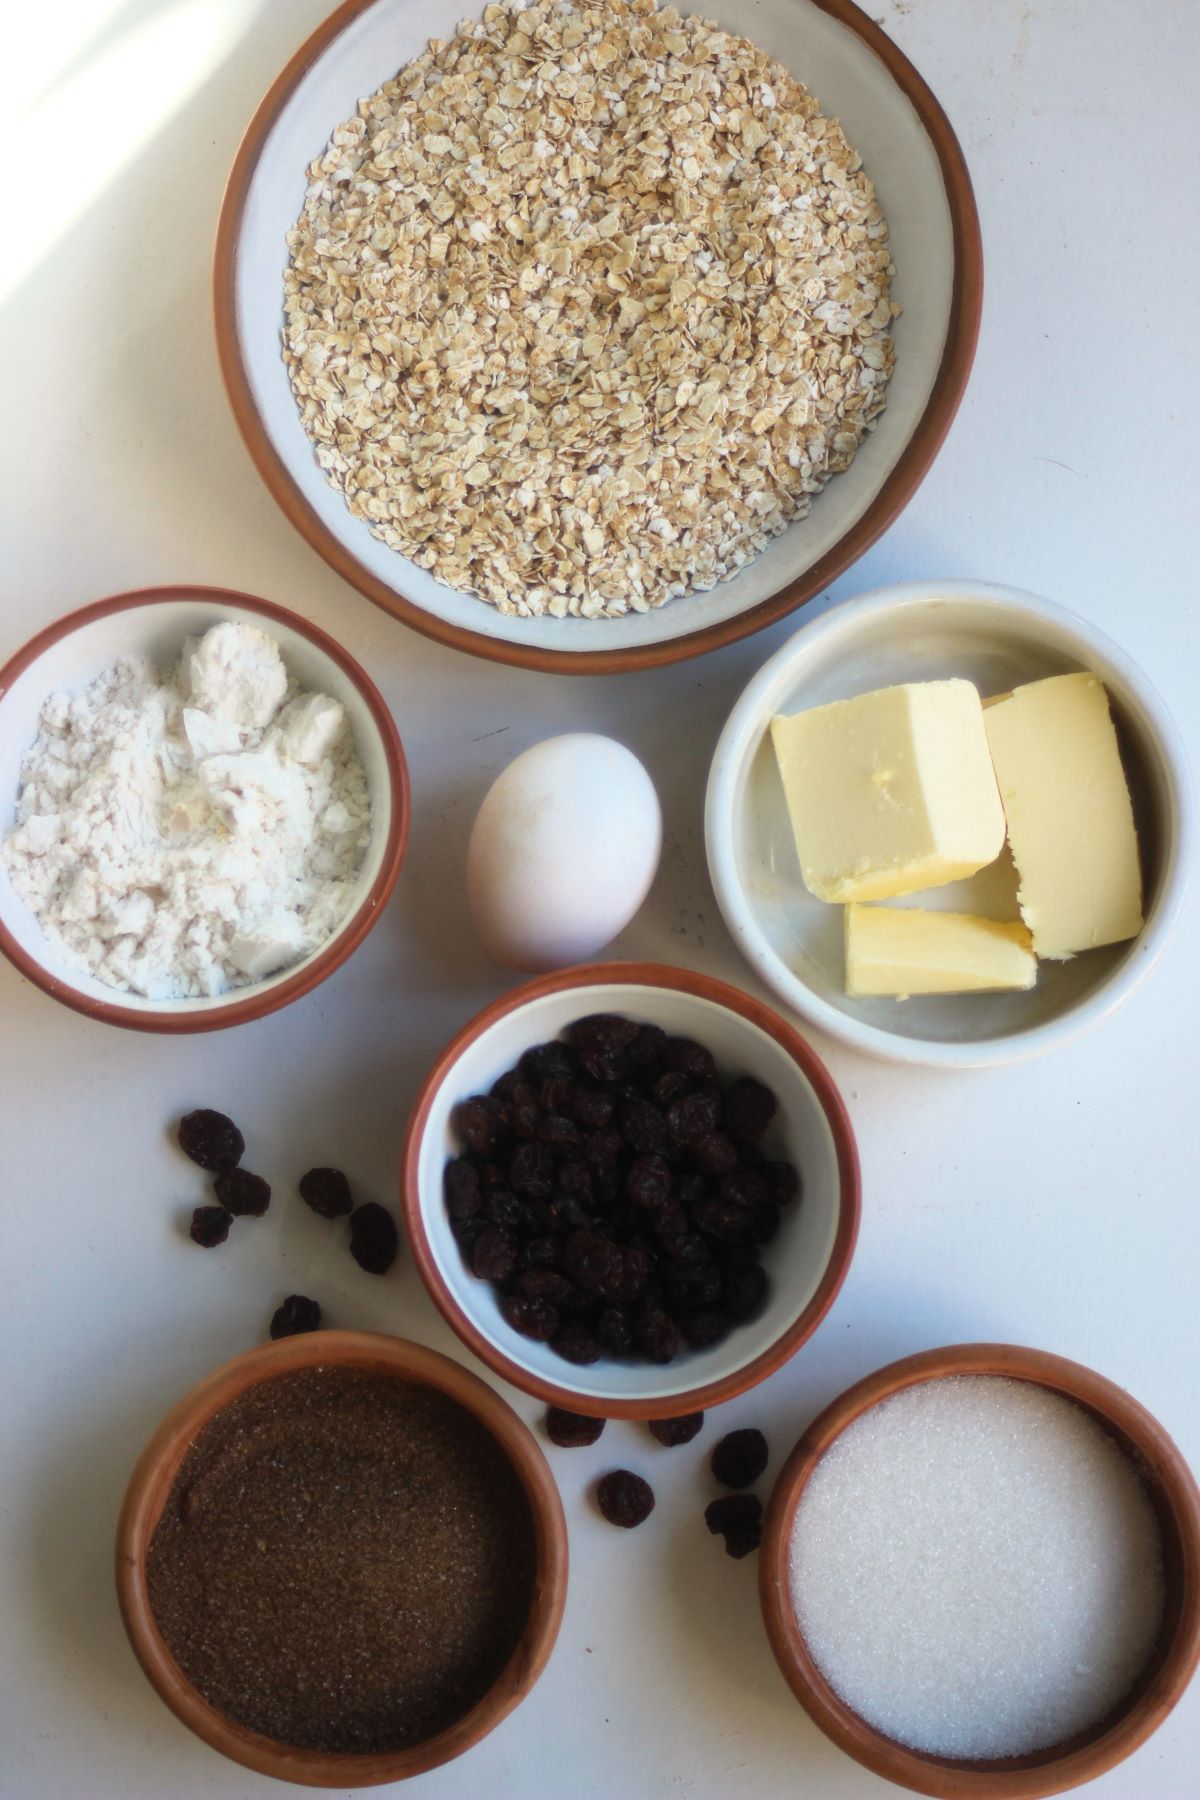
[705,581,1193,1069]
[215,0,981,674]
[0,587,409,1032]
[402,964,860,1416]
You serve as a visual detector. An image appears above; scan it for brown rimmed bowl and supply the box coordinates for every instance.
[760,1343,1200,1799]
[116,1330,568,1787]
[0,585,409,1031]
[401,962,860,1418]
[214,0,982,675]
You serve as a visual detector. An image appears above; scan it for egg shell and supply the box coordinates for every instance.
[467,733,662,972]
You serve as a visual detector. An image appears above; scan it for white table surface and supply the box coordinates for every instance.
[3,1,1198,1796]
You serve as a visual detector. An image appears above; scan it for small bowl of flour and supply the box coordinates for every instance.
[0,588,408,1029]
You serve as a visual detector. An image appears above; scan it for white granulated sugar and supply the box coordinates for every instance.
[3,622,372,999]
[788,1376,1164,1759]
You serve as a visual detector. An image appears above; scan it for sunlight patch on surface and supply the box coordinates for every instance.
[2,0,257,301]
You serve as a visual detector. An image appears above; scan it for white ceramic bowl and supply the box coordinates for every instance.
[215,0,981,674]
[0,586,409,1032]
[706,580,1193,1068]
[401,963,860,1417]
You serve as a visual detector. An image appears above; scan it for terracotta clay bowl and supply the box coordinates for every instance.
[116,1330,568,1787]
[760,1343,1200,1799]
[215,0,982,675]
[402,962,860,1418]
[0,586,409,1031]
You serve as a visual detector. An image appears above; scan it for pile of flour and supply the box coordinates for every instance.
[3,620,372,999]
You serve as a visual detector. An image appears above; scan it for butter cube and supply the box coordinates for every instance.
[769,681,1006,903]
[845,904,1037,997]
[983,673,1143,959]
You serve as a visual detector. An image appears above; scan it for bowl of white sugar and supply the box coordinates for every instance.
[760,1344,1200,1798]
[0,586,409,1030]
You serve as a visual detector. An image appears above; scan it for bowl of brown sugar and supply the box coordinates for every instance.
[116,1331,567,1786]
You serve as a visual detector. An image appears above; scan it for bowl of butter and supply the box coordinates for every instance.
[705,580,1192,1067]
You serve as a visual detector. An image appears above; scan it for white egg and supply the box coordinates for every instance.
[467,733,662,972]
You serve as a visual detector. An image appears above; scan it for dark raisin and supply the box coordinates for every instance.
[618,1244,649,1301]
[512,1101,539,1139]
[563,1230,624,1295]
[626,1154,671,1209]
[596,1469,655,1528]
[582,1129,622,1170]
[692,1198,752,1243]
[681,1309,728,1349]
[444,1159,481,1222]
[690,1131,738,1176]
[723,1263,769,1322]
[349,1202,399,1274]
[554,1321,602,1364]
[723,1075,778,1141]
[502,1293,560,1341]
[559,1282,602,1321]
[620,1097,667,1156]
[521,1234,561,1271]
[636,1306,679,1364]
[666,1264,724,1309]
[764,1160,801,1205]
[269,1294,321,1339]
[189,1204,230,1247]
[557,1159,593,1203]
[545,1195,592,1234]
[720,1240,760,1273]
[718,1170,768,1210]
[652,1069,692,1106]
[711,1428,768,1489]
[546,1407,605,1447]
[570,1087,613,1130]
[666,1089,722,1146]
[539,1113,581,1153]
[662,1230,710,1271]
[649,1412,704,1447]
[483,1187,527,1231]
[213,1169,270,1217]
[539,1075,576,1112]
[664,1037,718,1082]
[596,1305,634,1356]
[299,1166,354,1219]
[705,1493,764,1557]
[567,1014,640,1053]
[453,1095,509,1155]
[491,1068,524,1101]
[510,1140,555,1199]
[178,1110,244,1173]
[519,1268,571,1305]
[747,1201,781,1246]
[473,1226,518,1282]
[628,1024,668,1068]
[519,1040,576,1085]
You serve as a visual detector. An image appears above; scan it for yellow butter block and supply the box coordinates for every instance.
[845,904,1037,998]
[770,681,1006,903]
[983,673,1143,960]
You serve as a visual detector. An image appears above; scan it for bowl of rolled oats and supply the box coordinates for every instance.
[216,0,981,672]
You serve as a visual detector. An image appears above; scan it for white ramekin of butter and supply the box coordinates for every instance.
[705,581,1192,1068]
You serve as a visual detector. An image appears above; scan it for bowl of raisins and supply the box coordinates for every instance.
[402,962,860,1418]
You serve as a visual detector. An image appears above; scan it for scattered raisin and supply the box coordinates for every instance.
[189,1205,230,1248]
[546,1407,606,1448]
[705,1492,764,1557]
[213,1169,271,1217]
[649,1413,704,1447]
[597,1469,655,1528]
[178,1110,244,1173]
[711,1428,769,1490]
[299,1167,354,1219]
[270,1294,321,1339]
[348,1202,399,1275]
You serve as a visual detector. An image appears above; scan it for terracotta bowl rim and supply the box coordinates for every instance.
[759,1341,1200,1800]
[115,1329,568,1788]
[400,960,861,1418]
[0,584,410,1033]
[212,0,983,676]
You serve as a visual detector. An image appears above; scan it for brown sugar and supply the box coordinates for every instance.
[147,1367,537,1754]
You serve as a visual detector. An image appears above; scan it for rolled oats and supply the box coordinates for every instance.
[282,0,896,619]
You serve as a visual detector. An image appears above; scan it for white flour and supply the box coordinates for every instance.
[3,621,372,999]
